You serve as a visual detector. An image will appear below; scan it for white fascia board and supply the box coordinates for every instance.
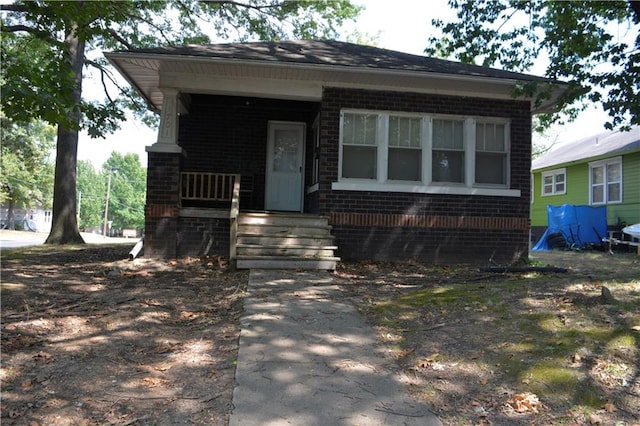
[160,73,323,101]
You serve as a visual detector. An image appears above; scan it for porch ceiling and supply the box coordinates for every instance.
[105,42,567,114]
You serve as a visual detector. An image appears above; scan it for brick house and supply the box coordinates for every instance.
[106,40,567,268]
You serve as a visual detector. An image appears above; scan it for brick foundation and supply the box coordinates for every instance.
[177,216,230,257]
[144,153,181,258]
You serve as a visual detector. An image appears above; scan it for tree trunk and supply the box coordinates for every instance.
[7,187,15,230]
[45,24,85,245]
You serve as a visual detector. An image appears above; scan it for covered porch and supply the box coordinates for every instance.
[143,92,334,267]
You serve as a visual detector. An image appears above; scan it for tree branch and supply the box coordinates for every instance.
[1,24,63,47]
[0,4,29,12]
[107,28,135,50]
[200,0,283,11]
[84,58,118,104]
[630,1,640,23]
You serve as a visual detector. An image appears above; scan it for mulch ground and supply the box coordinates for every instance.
[2,245,639,425]
[2,245,247,425]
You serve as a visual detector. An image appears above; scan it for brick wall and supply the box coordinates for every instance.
[177,216,230,257]
[318,87,533,264]
[145,152,181,258]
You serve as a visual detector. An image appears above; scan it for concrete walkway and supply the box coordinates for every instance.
[229,269,442,426]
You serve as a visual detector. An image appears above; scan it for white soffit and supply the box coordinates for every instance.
[107,53,552,112]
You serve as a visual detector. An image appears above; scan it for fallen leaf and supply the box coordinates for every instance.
[33,351,53,363]
[603,402,616,413]
[506,392,541,413]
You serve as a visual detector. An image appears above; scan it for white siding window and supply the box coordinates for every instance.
[589,157,622,204]
[541,168,566,196]
[335,109,517,197]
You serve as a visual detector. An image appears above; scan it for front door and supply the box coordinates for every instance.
[265,121,305,212]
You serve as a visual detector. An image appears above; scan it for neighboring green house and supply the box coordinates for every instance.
[531,126,640,238]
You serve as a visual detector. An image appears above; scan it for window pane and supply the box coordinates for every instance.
[556,182,565,193]
[342,146,376,179]
[476,123,505,152]
[607,163,621,182]
[543,184,553,195]
[433,119,463,149]
[475,152,506,185]
[344,113,377,145]
[555,173,565,183]
[388,148,421,181]
[608,183,621,202]
[433,150,464,183]
[273,129,300,172]
[389,116,421,147]
[592,185,604,204]
[592,166,604,184]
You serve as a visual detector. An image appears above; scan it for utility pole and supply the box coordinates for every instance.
[77,191,82,228]
[103,170,112,237]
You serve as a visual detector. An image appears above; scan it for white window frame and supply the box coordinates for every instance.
[589,157,622,205]
[474,119,511,188]
[335,109,519,197]
[541,168,566,196]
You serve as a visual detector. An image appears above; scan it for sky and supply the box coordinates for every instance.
[77,0,623,169]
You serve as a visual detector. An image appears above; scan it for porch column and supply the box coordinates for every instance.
[147,88,184,154]
[144,88,184,258]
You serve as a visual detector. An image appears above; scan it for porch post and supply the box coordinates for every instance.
[144,88,184,258]
[147,88,184,154]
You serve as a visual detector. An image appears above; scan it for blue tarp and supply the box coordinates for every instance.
[532,204,607,251]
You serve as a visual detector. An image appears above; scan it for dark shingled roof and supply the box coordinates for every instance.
[122,39,554,83]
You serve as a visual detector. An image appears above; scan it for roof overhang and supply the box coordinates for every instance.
[105,52,567,114]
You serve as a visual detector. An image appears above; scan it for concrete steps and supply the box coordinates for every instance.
[236,212,339,270]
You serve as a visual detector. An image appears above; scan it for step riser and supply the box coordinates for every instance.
[237,236,334,246]
[236,259,337,270]
[238,215,329,227]
[238,248,336,257]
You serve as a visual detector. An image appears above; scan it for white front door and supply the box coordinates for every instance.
[265,122,305,212]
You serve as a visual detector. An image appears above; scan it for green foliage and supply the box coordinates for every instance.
[0,117,55,214]
[102,152,146,231]
[76,154,146,232]
[1,0,362,136]
[76,160,106,230]
[426,0,640,130]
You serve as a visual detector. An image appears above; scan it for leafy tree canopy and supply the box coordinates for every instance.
[76,160,106,231]
[1,0,362,136]
[1,0,361,244]
[102,152,146,231]
[0,116,55,228]
[426,0,640,130]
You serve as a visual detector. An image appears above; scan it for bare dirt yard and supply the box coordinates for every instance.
[2,239,639,425]
[337,250,640,426]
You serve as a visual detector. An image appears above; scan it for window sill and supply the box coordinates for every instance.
[306,183,319,194]
[331,181,521,197]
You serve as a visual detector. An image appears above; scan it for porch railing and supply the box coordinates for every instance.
[180,172,239,202]
[180,172,241,269]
